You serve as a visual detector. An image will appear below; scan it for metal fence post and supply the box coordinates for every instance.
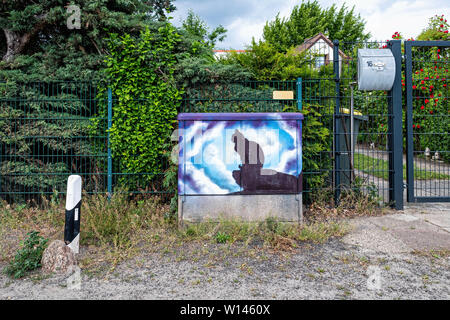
[297,77,302,110]
[387,40,404,210]
[404,41,414,203]
[333,40,341,204]
[107,87,112,198]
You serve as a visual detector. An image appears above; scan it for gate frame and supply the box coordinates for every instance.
[387,40,404,210]
[333,40,404,209]
[404,40,450,203]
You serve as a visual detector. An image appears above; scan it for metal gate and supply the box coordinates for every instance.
[404,41,450,202]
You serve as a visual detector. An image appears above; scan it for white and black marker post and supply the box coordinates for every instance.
[64,175,82,254]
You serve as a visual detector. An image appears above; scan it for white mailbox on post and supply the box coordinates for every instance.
[357,49,396,91]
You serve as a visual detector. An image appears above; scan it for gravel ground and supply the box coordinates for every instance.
[0,237,448,300]
[1,204,449,300]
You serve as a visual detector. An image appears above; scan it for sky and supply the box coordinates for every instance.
[170,0,450,49]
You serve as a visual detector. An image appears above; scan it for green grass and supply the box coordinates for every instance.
[354,153,450,180]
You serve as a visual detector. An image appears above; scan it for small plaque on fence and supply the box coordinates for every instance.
[273,91,294,100]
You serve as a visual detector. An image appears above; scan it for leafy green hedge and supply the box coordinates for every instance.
[101,24,182,187]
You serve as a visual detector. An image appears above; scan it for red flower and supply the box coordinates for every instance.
[412,124,416,128]
[425,99,429,103]
[413,85,417,89]
[430,110,433,114]
[421,80,425,84]
[430,85,434,89]
[445,31,449,34]
[421,105,425,110]
[417,124,421,129]
[420,68,424,72]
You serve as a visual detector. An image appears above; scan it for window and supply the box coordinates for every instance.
[315,55,326,68]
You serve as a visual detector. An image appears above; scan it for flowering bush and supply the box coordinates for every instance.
[357,15,449,162]
[407,15,449,162]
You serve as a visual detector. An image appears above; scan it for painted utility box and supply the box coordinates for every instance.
[178,113,304,223]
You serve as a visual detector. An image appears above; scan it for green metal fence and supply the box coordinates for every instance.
[0,81,107,202]
[0,40,410,206]
[405,41,450,202]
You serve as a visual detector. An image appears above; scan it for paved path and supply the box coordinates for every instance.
[355,169,450,202]
[355,144,450,172]
[353,144,449,201]
[343,202,450,253]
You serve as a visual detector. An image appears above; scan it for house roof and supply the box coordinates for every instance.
[294,33,349,59]
[213,50,246,53]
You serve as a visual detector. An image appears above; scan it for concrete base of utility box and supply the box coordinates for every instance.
[178,194,303,223]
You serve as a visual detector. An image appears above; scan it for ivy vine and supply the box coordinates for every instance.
[103,24,182,186]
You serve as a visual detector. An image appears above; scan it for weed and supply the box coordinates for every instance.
[215,232,231,244]
[180,216,348,252]
[4,231,48,279]
[306,183,383,222]
[411,249,450,260]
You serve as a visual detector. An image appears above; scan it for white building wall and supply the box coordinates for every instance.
[307,39,343,73]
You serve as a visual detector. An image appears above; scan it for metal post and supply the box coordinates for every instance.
[107,88,112,198]
[297,77,302,110]
[350,82,356,182]
[404,41,414,203]
[64,175,82,254]
[333,40,341,203]
[387,40,404,210]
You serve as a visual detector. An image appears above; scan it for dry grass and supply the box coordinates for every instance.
[411,249,450,260]
[304,186,389,223]
[1,191,359,276]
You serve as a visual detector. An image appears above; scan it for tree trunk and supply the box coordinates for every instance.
[2,14,48,62]
[2,29,24,62]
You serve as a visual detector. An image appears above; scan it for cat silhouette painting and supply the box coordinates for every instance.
[177,113,303,196]
[231,129,299,194]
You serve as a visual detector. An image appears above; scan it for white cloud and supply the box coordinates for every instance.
[183,163,230,194]
[330,0,450,41]
[171,0,449,48]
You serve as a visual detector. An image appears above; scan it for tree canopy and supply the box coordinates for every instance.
[181,10,227,49]
[0,0,175,80]
[262,0,370,53]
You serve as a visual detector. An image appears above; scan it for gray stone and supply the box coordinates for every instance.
[41,240,77,274]
[178,193,302,223]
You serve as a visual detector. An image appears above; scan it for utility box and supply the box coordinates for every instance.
[358,49,396,91]
[178,113,304,223]
[336,108,368,187]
